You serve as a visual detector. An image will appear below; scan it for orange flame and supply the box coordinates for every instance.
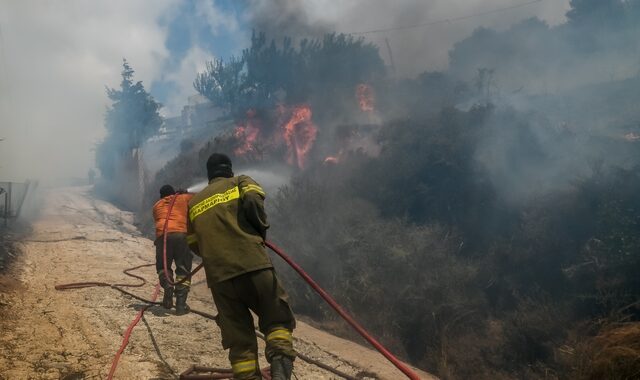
[356,83,375,112]
[282,105,317,169]
[234,109,260,155]
[234,125,260,155]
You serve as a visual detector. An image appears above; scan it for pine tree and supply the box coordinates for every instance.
[96,59,161,179]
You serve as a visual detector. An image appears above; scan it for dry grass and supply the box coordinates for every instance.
[574,323,640,380]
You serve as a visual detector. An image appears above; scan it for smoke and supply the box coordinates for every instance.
[186,166,292,196]
[245,0,330,41]
[240,166,293,195]
[0,1,178,182]
[242,0,640,205]
[244,0,571,75]
[14,180,44,224]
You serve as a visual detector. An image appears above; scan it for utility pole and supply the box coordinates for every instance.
[384,37,396,76]
[2,189,6,227]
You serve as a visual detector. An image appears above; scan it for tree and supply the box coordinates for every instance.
[193,31,386,118]
[193,57,245,114]
[96,59,162,179]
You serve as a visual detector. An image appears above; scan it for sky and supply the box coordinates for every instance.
[0,0,570,181]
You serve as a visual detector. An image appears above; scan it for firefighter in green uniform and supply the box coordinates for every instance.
[187,153,296,380]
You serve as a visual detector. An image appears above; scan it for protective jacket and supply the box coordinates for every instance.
[153,193,193,238]
[187,175,271,286]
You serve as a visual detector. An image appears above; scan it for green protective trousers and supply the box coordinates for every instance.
[155,232,193,291]
[211,268,296,380]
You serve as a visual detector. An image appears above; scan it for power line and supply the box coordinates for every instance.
[346,0,544,35]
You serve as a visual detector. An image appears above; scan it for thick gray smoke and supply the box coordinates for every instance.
[245,0,330,41]
[0,1,174,182]
[243,0,640,204]
[245,0,570,75]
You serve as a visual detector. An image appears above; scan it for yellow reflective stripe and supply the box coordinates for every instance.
[266,332,292,341]
[189,186,240,222]
[231,359,257,374]
[175,276,191,286]
[240,184,265,198]
[186,234,198,245]
[266,328,292,342]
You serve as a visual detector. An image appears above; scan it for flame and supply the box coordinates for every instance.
[233,105,319,168]
[234,124,260,155]
[282,105,317,169]
[234,109,260,155]
[356,83,375,112]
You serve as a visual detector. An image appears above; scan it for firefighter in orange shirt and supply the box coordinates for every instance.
[152,185,194,315]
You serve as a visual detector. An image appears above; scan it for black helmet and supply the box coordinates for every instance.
[207,153,233,180]
[159,184,175,198]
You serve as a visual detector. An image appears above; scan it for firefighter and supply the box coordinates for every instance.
[187,153,296,380]
[152,184,194,315]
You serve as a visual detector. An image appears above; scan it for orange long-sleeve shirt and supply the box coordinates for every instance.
[152,193,193,238]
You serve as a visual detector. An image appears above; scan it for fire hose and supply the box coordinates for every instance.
[55,264,355,380]
[164,193,420,379]
[265,241,421,380]
[107,283,160,379]
[56,193,422,379]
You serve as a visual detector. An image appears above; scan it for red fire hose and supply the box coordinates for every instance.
[106,283,161,379]
[265,241,422,380]
[57,260,356,380]
[55,193,203,380]
[57,191,422,379]
[55,263,161,380]
[165,191,420,379]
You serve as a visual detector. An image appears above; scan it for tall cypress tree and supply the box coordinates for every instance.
[96,59,161,179]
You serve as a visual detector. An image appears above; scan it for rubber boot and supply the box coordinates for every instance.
[158,273,174,309]
[162,286,174,309]
[270,355,293,380]
[175,287,190,316]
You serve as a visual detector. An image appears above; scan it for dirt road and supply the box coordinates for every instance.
[0,186,434,380]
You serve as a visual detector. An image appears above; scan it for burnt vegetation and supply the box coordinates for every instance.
[134,1,640,379]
